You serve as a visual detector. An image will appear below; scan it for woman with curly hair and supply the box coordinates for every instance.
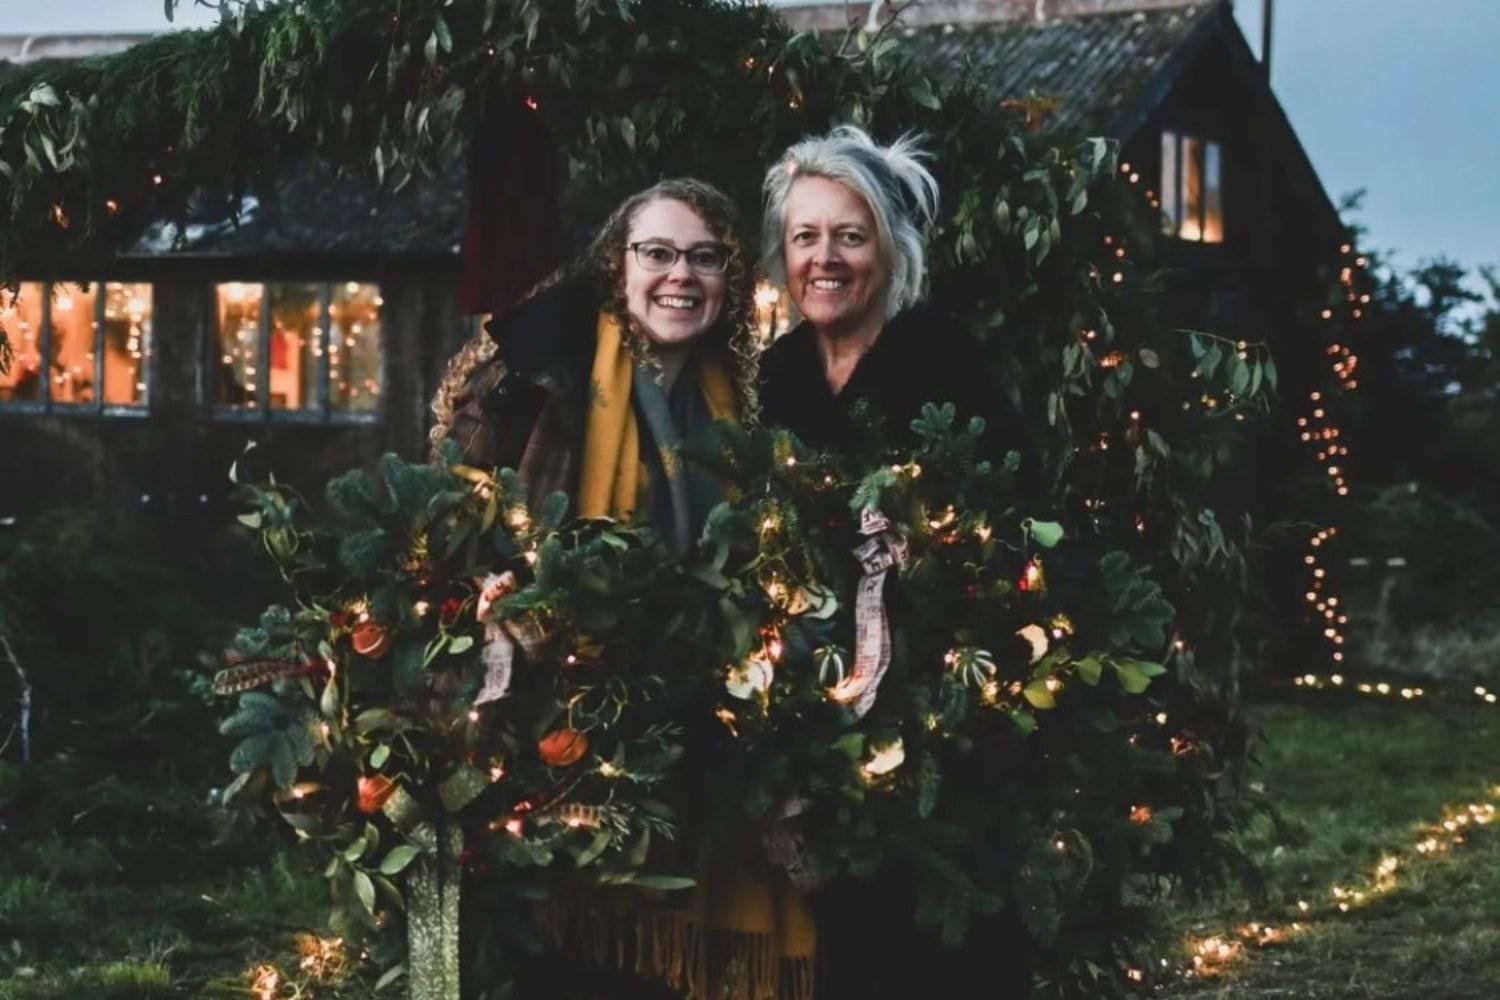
[431,177,757,553]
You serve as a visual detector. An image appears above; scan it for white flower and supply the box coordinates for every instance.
[1016,624,1050,664]
[862,738,905,777]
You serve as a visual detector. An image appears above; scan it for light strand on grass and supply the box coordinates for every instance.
[1130,780,1500,988]
[1291,672,1498,706]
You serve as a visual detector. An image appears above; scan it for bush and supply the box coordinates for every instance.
[0,506,237,770]
[1343,483,1500,677]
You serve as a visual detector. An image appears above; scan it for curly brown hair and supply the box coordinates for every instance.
[582,177,759,421]
[429,178,759,457]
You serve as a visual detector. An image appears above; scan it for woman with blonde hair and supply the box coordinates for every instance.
[759,126,1032,998]
[758,125,1022,458]
[431,177,758,553]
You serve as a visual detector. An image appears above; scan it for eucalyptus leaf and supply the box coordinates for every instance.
[379,844,421,875]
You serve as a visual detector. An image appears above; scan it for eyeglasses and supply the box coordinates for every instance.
[627,241,731,275]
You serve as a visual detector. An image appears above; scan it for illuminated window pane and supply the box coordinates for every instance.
[1160,130,1180,236]
[103,283,152,406]
[216,282,263,408]
[0,283,44,402]
[329,282,383,413]
[1203,142,1224,244]
[49,283,99,405]
[268,284,321,412]
[1179,136,1203,241]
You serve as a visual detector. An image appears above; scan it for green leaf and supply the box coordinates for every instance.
[627,874,697,891]
[424,31,439,65]
[1112,659,1166,695]
[1195,343,1223,379]
[434,14,453,52]
[448,635,474,655]
[374,963,407,992]
[378,845,421,876]
[1022,519,1065,548]
[1089,136,1109,170]
[343,827,372,862]
[237,511,263,529]
[1229,354,1250,395]
[1074,657,1103,686]
[1023,679,1057,710]
[320,677,340,719]
[355,708,403,734]
[906,79,941,110]
[833,733,865,760]
[539,491,570,529]
[370,744,391,769]
[993,198,1011,233]
[354,871,377,914]
[575,829,613,868]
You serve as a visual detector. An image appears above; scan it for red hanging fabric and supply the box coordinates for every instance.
[460,94,562,318]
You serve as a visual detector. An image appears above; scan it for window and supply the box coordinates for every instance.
[1161,130,1223,243]
[0,281,152,410]
[212,281,384,419]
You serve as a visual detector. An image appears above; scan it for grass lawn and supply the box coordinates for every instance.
[0,752,378,999]
[1162,695,1500,1000]
[2,696,1496,998]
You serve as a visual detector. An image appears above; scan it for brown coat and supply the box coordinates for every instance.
[446,283,600,511]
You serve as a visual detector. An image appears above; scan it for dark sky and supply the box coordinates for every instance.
[6,0,1498,300]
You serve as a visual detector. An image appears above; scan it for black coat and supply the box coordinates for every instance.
[757,303,1027,461]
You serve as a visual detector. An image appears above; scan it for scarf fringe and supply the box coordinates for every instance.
[535,893,812,1000]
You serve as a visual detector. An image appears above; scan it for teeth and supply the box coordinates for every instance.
[655,295,699,309]
[812,279,847,290]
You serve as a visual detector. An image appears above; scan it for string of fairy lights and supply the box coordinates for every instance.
[1292,671,1499,707]
[1296,242,1370,668]
[1107,153,1373,672]
[1137,781,1499,986]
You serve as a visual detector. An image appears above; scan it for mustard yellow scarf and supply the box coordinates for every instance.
[549,313,817,999]
[577,312,736,522]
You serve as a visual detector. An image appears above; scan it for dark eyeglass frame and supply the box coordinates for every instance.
[627,241,731,275]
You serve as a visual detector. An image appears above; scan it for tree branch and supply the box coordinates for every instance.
[0,631,31,764]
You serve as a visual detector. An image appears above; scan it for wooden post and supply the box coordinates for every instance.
[407,820,463,1000]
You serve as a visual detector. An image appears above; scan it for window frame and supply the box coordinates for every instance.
[1160,129,1225,245]
[205,280,384,425]
[0,280,155,417]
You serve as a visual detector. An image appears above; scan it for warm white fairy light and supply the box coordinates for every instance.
[1164,780,1499,981]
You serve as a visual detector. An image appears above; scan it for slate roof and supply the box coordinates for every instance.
[126,157,465,260]
[894,3,1216,133]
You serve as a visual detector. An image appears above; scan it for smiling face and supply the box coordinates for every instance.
[782,175,889,341]
[622,197,727,349]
